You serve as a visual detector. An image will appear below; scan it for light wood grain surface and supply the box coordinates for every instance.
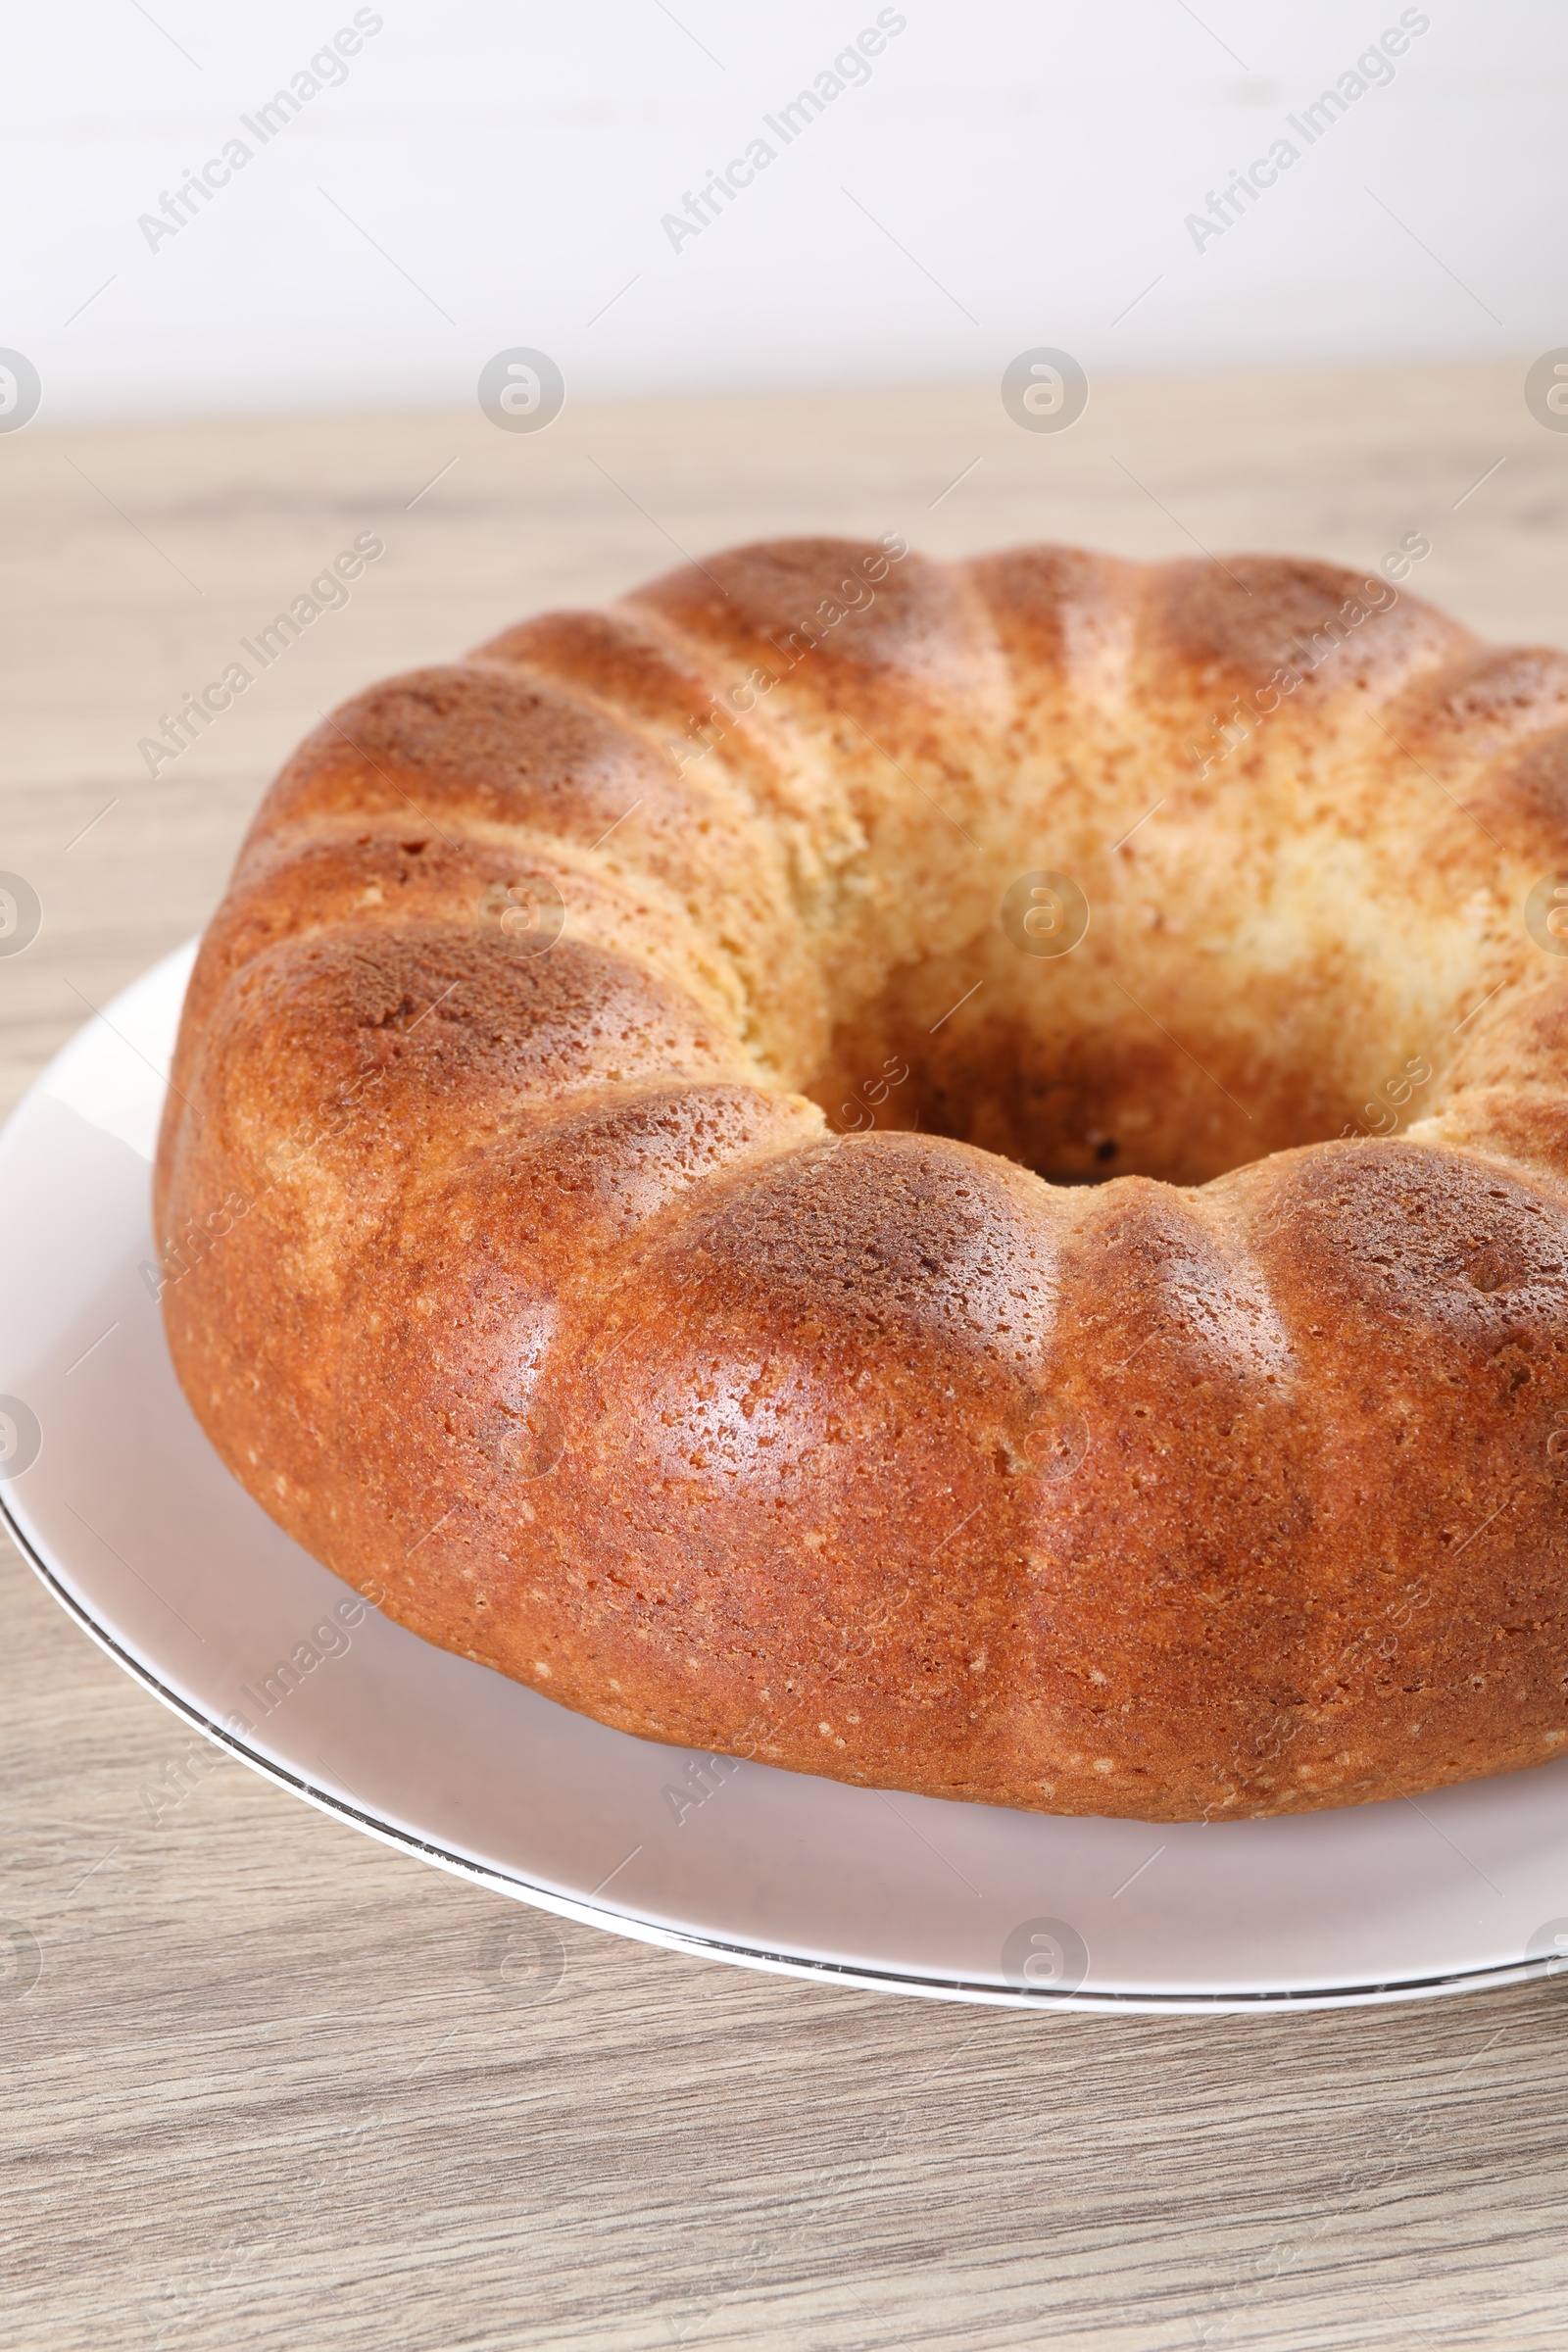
[7,365,1568,2352]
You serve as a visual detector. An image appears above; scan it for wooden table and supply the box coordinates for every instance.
[6,366,1568,2351]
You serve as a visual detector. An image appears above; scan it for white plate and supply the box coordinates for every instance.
[6,945,1568,2014]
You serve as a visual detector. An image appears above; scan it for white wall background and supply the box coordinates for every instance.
[5,0,1565,424]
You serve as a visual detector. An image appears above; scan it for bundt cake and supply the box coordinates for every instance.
[155,535,1568,1824]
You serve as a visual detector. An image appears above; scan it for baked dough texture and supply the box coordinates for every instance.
[156,537,1568,1822]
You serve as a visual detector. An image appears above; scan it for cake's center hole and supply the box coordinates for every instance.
[803,940,1445,1190]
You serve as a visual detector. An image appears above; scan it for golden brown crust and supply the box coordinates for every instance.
[157,538,1568,1820]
